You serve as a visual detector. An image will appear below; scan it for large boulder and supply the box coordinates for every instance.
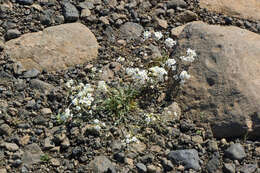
[4,23,99,72]
[200,0,260,21]
[174,21,260,138]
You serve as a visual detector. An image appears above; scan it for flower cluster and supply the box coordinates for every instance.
[165,38,177,48]
[179,70,191,84]
[124,134,139,144]
[149,66,168,82]
[179,48,197,62]
[93,119,106,131]
[165,58,177,71]
[126,68,149,85]
[143,31,176,48]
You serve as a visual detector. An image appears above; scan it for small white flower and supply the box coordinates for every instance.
[149,66,168,82]
[153,31,163,40]
[179,48,197,62]
[186,48,197,57]
[101,122,105,127]
[126,68,149,85]
[117,56,125,62]
[165,38,177,48]
[179,71,190,80]
[125,134,131,139]
[94,125,101,131]
[75,106,81,111]
[143,31,151,39]
[179,70,191,84]
[125,138,131,144]
[131,136,138,143]
[93,119,100,124]
[65,79,74,88]
[98,81,108,92]
[165,58,177,71]
[72,98,79,105]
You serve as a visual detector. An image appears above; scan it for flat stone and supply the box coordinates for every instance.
[166,0,187,9]
[4,142,19,151]
[240,164,257,173]
[22,68,40,78]
[136,162,147,173]
[29,79,54,94]
[168,149,200,171]
[4,23,99,72]
[50,158,60,167]
[119,22,144,40]
[22,143,43,166]
[88,156,116,173]
[40,108,52,116]
[200,0,260,21]
[225,143,246,160]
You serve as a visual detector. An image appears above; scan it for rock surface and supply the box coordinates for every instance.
[176,21,260,138]
[200,0,260,21]
[4,23,99,72]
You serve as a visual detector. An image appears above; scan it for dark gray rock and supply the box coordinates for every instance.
[113,152,125,163]
[168,149,200,171]
[206,154,221,173]
[22,68,40,78]
[136,162,147,173]
[88,156,116,173]
[240,164,257,173]
[5,29,21,41]
[16,0,34,5]
[223,163,236,173]
[225,143,246,160]
[62,2,79,22]
[119,22,144,40]
[166,0,187,9]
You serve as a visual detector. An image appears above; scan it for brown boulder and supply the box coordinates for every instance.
[200,0,260,21]
[175,22,260,138]
[4,23,99,72]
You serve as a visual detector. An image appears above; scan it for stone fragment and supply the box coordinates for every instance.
[88,156,116,173]
[4,142,19,152]
[119,22,144,40]
[136,162,147,173]
[223,163,236,173]
[167,0,187,9]
[22,143,43,166]
[225,143,246,160]
[168,149,200,171]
